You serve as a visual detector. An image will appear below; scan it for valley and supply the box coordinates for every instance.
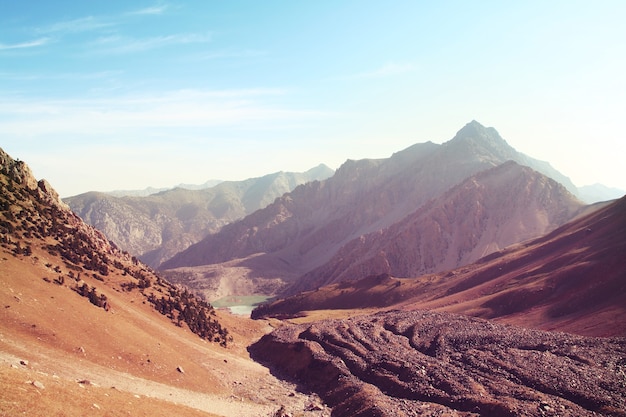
[0,148,328,416]
[1,121,625,416]
[160,121,586,301]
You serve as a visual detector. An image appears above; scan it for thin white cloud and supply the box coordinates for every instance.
[36,4,169,36]
[0,89,324,137]
[0,70,122,81]
[0,37,51,50]
[127,4,170,16]
[192,49,268,61]
[37,16,116,34]
[91,32,212,54]
[331,62,416,81]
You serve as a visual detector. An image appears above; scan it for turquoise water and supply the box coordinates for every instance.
[227,304,257,316]
[211,295,271,316]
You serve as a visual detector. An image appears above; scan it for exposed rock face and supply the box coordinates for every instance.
[162,121,582,297]
[0,148,38,190]
[250,310,626,417]
[0,148,68,210]
[66,164,333,268]
[290,161,582,294]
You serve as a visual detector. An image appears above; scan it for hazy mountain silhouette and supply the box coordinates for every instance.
[104,179,223,198]
[161,121,584,299]
[578,183,625,204]
[253,195,625,337]
[66,164,333,268]
[289,161,583,295]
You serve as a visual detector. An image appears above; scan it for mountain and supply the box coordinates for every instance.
[253,195,626,337]
[0,147,327,416]
[0,146,231,345]
[289,161,583,294]
[66,164,334,268]
[104,179,223,198]
[249,196,626,416]
[161,121,583,299]
[578,183,625,204]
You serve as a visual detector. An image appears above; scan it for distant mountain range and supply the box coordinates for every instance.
[578,183,625,204]
[161,121,588,299]
[253,194,625,336]
[65,164,334,268]
[3,134,625,417]
[104,179,224,197]
[289,160,582,295]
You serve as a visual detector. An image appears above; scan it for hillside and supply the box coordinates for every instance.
[253,195,626,337]
[66,164,333,268]
[289,161,582,294]
[0,148,329,417]
[162,121,583,299]
[249,195,626,416]
[251,310,626,417]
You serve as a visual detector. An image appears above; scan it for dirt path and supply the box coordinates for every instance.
[0,335,328,417]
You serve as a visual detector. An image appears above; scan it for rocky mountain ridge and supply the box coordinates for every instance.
[0,147,231,346]
[289,160,582,294]
[105,179,224,197]
[253,194,626,337]
[162,121,584,299]
[66,164,333,268]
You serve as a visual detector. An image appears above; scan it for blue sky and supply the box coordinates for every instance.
[1,1,625,196]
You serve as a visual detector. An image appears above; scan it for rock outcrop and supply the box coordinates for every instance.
[251,310,626,417]
[0,148,68,210]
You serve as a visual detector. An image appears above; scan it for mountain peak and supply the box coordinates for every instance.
[0,147,68,209]
[442,121,517,165]
[0,147,38,190]
[452,120,507,145]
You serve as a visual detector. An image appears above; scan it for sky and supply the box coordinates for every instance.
[1,1,625,197]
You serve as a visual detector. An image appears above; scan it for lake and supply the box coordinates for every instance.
[210,295,271,316]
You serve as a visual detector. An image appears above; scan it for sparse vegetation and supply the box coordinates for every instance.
[73,283,110,311]
[146,287,230,346]
[0,150,231,346]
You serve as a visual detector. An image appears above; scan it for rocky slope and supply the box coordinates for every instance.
[250,310,626,417]
[0,147,231,346]
[253,195,626,337]
[66,164,333,268]
[0,147,331,416]
[290,161,582,294]
[162,121,583,298]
